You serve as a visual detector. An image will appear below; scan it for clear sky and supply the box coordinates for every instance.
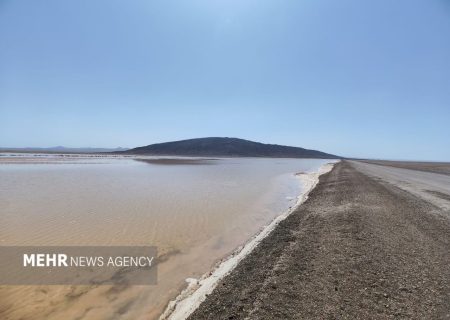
[1,0,449,160]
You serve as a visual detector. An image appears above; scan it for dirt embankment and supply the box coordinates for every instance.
[189,161,450,319]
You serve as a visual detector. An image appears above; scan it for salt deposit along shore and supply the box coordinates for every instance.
[180,160,450,319]
[160,162,337,320]
[0,156,332,320]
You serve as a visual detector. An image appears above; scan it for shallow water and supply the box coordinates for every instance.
[0,155,330,319]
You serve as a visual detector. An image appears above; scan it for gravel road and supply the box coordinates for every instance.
[189,160,450,319]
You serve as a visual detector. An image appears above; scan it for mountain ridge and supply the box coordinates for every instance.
[120,137,340,159]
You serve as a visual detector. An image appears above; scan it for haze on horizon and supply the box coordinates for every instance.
[1,0,449,161]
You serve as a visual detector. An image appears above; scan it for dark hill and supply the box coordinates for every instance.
[121,137,339,159]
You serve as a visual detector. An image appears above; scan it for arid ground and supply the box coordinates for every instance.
[189,160,450,319]
[360,160,450,176]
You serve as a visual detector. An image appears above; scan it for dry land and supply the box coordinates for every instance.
[360,160,450,176]
[188,160,450,319]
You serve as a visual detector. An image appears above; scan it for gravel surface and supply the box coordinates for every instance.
[350,161,450,211]
[189,161,450,319]
[359,160,450,176]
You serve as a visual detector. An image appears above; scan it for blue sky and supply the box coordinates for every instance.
[1,0,449,160]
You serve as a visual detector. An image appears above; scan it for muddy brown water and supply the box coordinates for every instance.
[0,155,330,320]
